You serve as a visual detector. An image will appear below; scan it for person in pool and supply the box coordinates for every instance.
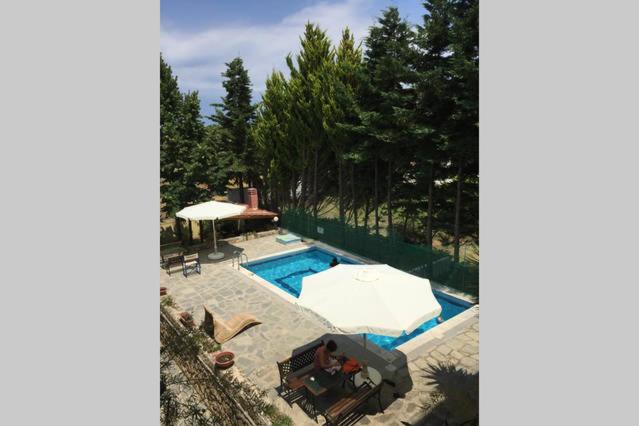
[329,257,339,268]
[314,340,341,374]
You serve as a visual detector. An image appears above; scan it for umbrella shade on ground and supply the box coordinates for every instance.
[298,264,442,338]
[176,201,246,259]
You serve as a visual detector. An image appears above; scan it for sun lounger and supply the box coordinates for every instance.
[202,305,260,344]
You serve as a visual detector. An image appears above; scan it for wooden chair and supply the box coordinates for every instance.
[182,253,201,277]
[323,381,385,426]
[201,305,260,344]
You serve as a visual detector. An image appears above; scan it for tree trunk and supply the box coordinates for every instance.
[364,196,370,232]
[374,158,379,235]
[199,220,203,243]
[426,163,434,248]
[301,169,308,210]
[387,159,393,233]
[291,175,297,207]
[351,163,358,228]
[313,148,319,220]
[338,155,344,224]
[238,174,245,203]
[175,217,182,241]
[453,160,463,263]
[188,220,193,246]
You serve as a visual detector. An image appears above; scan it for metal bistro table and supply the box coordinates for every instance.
[353,366,382,388]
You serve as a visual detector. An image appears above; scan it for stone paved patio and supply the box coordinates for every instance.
[160,235,478,425]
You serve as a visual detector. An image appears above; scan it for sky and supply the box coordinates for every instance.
[161,0,426,121]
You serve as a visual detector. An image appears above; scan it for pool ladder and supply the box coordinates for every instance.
[232,251,249,270]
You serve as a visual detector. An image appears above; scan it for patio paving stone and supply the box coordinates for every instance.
[160,235,479,425]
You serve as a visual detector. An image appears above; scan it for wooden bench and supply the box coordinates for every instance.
[276,340,324,401]
[323,381,384,426]
[163,253,184,276]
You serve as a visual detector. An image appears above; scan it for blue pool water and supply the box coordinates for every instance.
[366,293,470,350]
[245,247,359,297]
[244,247,472,350]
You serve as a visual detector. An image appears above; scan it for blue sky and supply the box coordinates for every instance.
[161,0,426,120]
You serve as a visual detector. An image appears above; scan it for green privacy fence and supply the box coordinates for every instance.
[282,209,479,298]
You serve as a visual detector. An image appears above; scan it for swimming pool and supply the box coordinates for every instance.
[366,292,470,350]
[244,247,360,297]
[243,247,472,350]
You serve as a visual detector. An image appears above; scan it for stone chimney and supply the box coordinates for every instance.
[247,188,258,210]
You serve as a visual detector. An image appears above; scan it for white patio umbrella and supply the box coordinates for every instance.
[176,201,246,260]
[298,264,442,349]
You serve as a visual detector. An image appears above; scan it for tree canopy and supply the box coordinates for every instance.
[161,0,478,260]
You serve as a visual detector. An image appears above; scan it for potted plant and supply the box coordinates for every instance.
[214,351,235,369]
[179,312,195,328]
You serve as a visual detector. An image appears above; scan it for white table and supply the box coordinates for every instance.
[353,366,382,388]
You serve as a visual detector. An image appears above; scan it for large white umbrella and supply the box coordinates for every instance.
[298,264,442,348]
[176,201,246,260]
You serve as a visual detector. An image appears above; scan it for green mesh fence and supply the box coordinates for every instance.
[282,209,479,298]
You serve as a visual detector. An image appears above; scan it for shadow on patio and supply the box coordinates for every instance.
[275,333,414,424]
[403,362,478,426]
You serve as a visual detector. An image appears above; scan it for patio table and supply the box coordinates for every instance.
[353,366,382,388]
[303,370,344,422]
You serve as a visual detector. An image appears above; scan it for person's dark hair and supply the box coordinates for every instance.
[326,340,337,352]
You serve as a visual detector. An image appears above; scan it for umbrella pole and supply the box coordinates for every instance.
[213,219,217,253]
[207,219,225,260]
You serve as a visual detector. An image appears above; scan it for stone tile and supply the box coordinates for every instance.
[160,235,479,425]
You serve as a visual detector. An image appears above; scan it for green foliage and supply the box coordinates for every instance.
[160,55,217,214]
[161,0,479,260]
[210,57,257,197]
[262,404,294,426]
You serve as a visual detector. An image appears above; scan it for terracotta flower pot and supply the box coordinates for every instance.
[215,351,235,369]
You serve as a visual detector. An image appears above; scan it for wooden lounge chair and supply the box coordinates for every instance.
[323,381,385,426]
[201,305,260,344]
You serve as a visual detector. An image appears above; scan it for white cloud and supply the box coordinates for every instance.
[161,0,377,116]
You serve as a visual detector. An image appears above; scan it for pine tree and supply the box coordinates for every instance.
[286,23,335,219]
[448,0,478,262]
[362,7,416,234]
[414,0,455,248]
[253,71,294,210]
[160,55,184,214]
[210,57,256,203]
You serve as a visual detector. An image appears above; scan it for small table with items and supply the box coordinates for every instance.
[353,366,382,388]
[303,370,343,422]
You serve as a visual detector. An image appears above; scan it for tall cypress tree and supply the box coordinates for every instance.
[286,23,334,218]
[414,0,455,248]
[448,0,478,262]
[253,71,294,210]
[210,57,256,203]
[362,7,415,234]
[160,55,184,214]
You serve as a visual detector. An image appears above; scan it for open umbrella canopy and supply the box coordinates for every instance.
[175,201,247,260]
[298,264,442,337]
[175,201,246,221]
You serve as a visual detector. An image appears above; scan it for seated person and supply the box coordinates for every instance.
[314,340,341,374]
[329,257,339,268]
